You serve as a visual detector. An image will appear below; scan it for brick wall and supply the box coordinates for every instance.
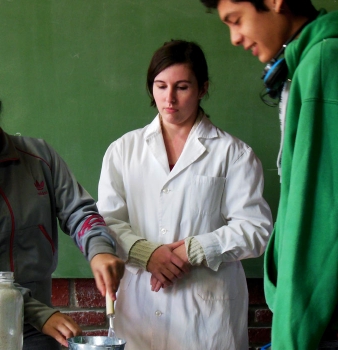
[247,279,272,349]
[52,278,272,349]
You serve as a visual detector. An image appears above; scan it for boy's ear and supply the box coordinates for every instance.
[265,0,284,13]
[274,0,285,13]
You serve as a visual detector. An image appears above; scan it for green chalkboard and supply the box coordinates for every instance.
[0,0,336,277]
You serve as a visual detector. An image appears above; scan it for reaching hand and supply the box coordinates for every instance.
[42,312,82,347]
[147,240,190,291]
[90,253,125,300]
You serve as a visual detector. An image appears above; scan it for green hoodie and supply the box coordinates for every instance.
[264,9,338,349]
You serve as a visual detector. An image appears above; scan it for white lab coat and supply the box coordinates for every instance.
[98,114,272,350]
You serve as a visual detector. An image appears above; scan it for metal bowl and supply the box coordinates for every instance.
[67,336,126,349]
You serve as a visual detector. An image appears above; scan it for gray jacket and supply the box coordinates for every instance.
[0,128,116,331]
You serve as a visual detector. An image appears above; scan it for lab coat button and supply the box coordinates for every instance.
[161,228,167,234]
[155,310,162,317]
[162,188,170,194]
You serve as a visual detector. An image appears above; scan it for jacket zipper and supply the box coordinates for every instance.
[0,187,15,271]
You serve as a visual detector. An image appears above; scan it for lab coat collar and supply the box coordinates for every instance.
[144,114,219,179]
[144,116,169,173]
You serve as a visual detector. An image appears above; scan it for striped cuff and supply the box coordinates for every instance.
[185,236,206,266]
[128,240,162,269]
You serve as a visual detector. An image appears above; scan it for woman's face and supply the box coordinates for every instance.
[153,63,208,127]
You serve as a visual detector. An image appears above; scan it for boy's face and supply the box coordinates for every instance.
[217,0,290,63]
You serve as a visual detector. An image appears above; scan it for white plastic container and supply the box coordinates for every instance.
[0,271,23,350]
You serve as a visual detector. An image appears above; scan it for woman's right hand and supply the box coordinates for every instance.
[147,240,190,289]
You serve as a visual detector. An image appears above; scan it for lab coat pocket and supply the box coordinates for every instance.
[196,263,239,301]
[190,175,226,216]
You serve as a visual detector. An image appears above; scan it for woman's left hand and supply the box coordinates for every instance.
[172,243,189,263]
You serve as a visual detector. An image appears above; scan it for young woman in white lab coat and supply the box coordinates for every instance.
[98,40,272,350]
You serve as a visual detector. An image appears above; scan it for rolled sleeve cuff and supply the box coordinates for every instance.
[194,233,223,271]
[128,240,162,269]
[185,237,206,266]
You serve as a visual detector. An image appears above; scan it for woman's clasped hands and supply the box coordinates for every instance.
[147,240,191,292]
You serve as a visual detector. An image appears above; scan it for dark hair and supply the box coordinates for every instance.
[200,0,267,11]
[146,40,209,107]
[200,0,317,16]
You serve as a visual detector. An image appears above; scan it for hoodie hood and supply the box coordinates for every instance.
[286,9,338,77]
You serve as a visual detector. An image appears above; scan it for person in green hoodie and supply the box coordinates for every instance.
[199,0,338,349]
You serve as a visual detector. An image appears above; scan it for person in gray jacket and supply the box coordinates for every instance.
[0,103,125,350]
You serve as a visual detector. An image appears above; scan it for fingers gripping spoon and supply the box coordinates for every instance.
[106,293,118,342]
